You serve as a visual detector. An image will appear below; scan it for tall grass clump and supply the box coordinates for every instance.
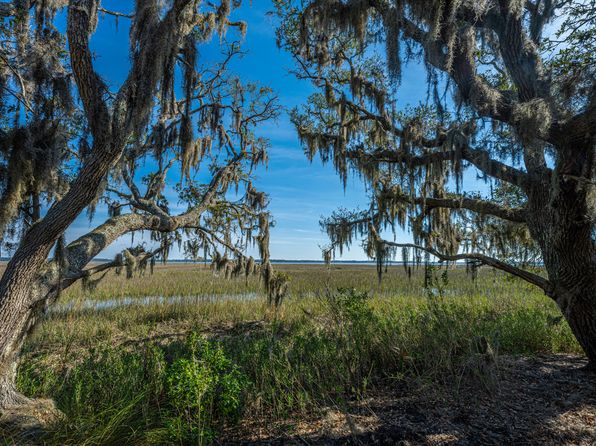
[17,333,246,445]
[222,278,580,419]
[224,288,382,418]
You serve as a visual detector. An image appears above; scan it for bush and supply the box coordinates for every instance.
[164,333,246,444]
[323,288,378,392]
[18,333,246,446]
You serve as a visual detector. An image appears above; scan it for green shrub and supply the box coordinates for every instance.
[323,288,378,392]
[164,333,246,444]
[17,333,246,445]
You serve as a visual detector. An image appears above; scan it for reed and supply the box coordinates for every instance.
[6,264,579,445]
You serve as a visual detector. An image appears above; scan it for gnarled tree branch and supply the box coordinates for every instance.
[379,188,527,223]
[377,237,553,296]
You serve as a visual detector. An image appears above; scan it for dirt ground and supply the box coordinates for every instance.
[225,354,595,445]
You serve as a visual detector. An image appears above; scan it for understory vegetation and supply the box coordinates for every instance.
[1,264,580,445]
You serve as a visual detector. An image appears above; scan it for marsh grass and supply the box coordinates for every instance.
[55,263,530,303]
[9,264,582,445]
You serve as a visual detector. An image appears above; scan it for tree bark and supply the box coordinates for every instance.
[545,204,596,368]
[0,360,30,408]
[563,293,596,369]
[0,150,113,410]
[526,137,596,368]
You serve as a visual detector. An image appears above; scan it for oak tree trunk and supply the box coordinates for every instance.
[0,139,117,412]
[545,205,596,369]
[526,140,596,368]
[562,293,596,369]
[0,251,53,410]
[0,359,29,408]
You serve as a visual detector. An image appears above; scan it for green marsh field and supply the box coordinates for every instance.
[2,263,587,445]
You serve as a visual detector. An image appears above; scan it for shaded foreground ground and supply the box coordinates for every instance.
[227,355,595,445]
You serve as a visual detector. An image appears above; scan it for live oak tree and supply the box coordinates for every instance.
[0,0,284,416]
[277,0,596,366]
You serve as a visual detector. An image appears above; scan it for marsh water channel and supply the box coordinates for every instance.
[50,286,460,315]
[52,292,260,314]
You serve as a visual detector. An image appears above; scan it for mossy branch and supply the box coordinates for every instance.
[372,233,553,297]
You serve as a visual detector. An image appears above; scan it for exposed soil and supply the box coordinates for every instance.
[224,354,596,445]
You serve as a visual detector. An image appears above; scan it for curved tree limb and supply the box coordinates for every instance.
[399,16,517,125]
[379,189,527,223]
[65,156,241,270]
[347,142,529,188]
[60,245,165,290]
[68,0,111,143]
[462,146,530,188]
[194,225,247,258]
[493,0,550,102]
[98,7,133,19]
[377,238,553,297]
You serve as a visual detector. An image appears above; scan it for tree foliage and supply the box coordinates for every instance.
[276,0,594,283]
[0,1,290,303]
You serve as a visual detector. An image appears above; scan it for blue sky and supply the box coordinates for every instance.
[64,1,481,261]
